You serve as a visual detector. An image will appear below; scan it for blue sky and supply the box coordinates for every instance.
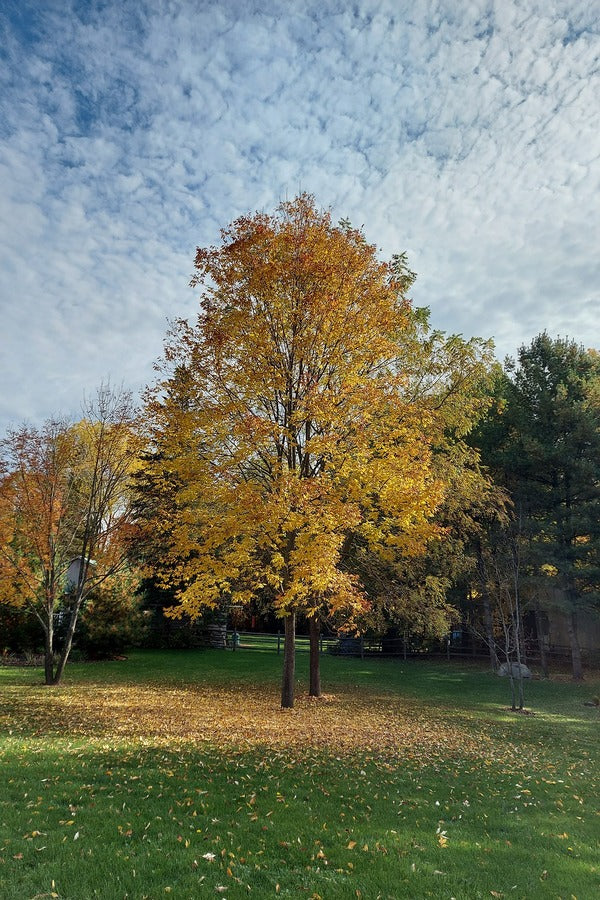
[1,0,598,432]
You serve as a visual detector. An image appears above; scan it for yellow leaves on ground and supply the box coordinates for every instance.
[1,678,492,760]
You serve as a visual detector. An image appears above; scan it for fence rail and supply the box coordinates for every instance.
[214,631,600,667]
[223,631,338,654]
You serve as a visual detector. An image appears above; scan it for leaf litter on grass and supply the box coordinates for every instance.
[2,680,496,757]
[1,665,599,900]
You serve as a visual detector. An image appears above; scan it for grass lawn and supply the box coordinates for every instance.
[0,650,598,899]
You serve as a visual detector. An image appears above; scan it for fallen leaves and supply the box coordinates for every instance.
[1,661,599,900]
[0,681,496,761]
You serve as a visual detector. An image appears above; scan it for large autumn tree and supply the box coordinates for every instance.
[0,386,142,684]
[146,195,493,707]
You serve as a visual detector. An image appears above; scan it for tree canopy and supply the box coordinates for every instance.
[145,195,493,705]
[0,386,142,684]
[475,334,600,678]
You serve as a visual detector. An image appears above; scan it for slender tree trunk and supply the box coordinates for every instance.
[513,610,524,709]
[477,542,499,671]
[281,612,296,708]
[508,672,516,711]
[44,620,54,686]
[52,600,82,686]
[309,617,321,697]
[534,601,549,678]
[501,621,517,711]
[566,609,583,681]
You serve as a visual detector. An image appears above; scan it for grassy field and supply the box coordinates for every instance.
[0,650,598,899]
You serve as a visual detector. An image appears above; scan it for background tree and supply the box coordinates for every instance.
[476,335,600,679]
[132,368,194,646]
[146,195,493,707]
[76,568,149,659]
[0,386,142,684]
[345,431,506,658]
[474,513,529,707]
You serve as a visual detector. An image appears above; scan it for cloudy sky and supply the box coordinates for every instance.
[1,0,598,433]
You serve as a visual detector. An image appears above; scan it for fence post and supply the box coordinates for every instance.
[277,631,281,654]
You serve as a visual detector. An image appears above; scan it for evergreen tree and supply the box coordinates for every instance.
[478,334,600,679]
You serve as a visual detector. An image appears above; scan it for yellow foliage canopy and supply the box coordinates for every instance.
[146,195,492,624]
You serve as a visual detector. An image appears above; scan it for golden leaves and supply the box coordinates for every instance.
[147,199,457,621]
[144,196,496,664]
[1,678,492,762]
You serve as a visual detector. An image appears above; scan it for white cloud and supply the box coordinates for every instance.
[0,0,598,431]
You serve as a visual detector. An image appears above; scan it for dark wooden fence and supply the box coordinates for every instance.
[212,630,600,668]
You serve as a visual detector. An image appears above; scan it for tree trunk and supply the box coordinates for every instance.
[477,542,499,671]
[566,609,583,681]
[51,600,82,686]
[512,605,525,711]
[534,601,549,678]
[44,620,54,686]
[309,617,321,697]
[508,671,516,711]
[281,612,296,708]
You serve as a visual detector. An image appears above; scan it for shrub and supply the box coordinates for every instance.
[77,573,149,659]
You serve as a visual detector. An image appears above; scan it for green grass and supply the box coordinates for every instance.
[1,650,598,899]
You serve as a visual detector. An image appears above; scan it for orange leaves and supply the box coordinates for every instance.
[146,195,494,646]
[0,389,141,682]
[1,678,492,762]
